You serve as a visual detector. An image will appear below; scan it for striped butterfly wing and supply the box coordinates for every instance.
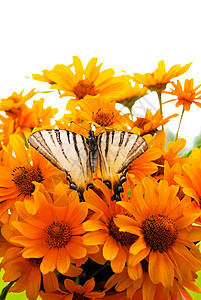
[97,131,148,195]
[27,130,92,194]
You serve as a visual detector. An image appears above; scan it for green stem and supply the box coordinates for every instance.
[129,106,134,121]
[174,107,184,142]
[91,262,110,278]
[22,132,29,148]
[157,92,164,131]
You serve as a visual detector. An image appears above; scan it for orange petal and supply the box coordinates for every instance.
[103,236,119,260]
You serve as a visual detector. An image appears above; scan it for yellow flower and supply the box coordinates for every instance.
[73,95,133,134]
[133,60,192,93]
[0,89,37,113]
[34,56,125,109]
[114,78,148,112]
[163,78,201,111]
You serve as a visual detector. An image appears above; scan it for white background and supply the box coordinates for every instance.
[0,0,201,151]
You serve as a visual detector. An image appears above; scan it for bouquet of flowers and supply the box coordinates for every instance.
[0,57,201,300]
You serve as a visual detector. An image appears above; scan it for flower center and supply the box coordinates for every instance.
[109,216,138,246]
[93,108,114,126]
[12,165,43,196]
[142,214,178,252]
[28,257,43,267]
[152,155,165,177]
[73,79,98,99]
[44,221,72,248]
[147,83,167,93]
[133,117,150,130]
[72,293,87,300]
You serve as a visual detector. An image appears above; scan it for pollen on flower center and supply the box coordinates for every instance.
[133,117,150,130]
[12,165,43,196]
[73,79,98,99]
[28,257,43,267]
[142,214,178,252]
[93,108,114,126]
[44,221,72,248]
[109,216,138,246]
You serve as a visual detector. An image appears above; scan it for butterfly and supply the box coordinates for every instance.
[27,129,148,200]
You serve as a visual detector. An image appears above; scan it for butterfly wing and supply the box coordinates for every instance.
[27,130,92,194]
[97,131,148,195]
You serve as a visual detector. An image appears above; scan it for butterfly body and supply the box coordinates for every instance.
[28,129,148,200]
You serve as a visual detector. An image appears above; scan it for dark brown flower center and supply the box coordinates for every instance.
[109,216,138,246]
[44,221,72,248]
[133,117,150,130]
[73,79,98,99]
[93,108,114,126]
[28,257,43,267]
[12,165,43,196]
[152,155,165,177]
[142,214,178,252]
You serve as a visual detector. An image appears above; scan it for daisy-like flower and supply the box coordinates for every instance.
[39,278,105,300]
[105,267,201,300]
[1,218,83,300]
[163,79,201,111]
[131,109,178,136]
[114,79,148,115]
[1,244,58,300]
[127,147,162,185]
[133,61,192,93]
[82,180,139,274]
[115,178,201,290]
[151,130,186,179]
[33,56,125,110]
[0,89,37,113]
[73,95,133,134]
[10,188,89,275]
[174,147,201,220]
[0,134,61,218]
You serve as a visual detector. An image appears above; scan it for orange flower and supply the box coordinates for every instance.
[133,60,191,93]
[40,278,105,300]
[0,89,37,113]
[115,178,201,290]
[82,180,139,274]
[72,95,133,134]
[34,56,125,110]
[174,148,201,212]
[105,267,201,300]
[1,245,58,300]
[131,109,178,136]
[0,90,57,138]
[0,135,61,218]
[163,79,201,111]
[11,189,89,275]
[151,130,186,179]
[127,147,162,185]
